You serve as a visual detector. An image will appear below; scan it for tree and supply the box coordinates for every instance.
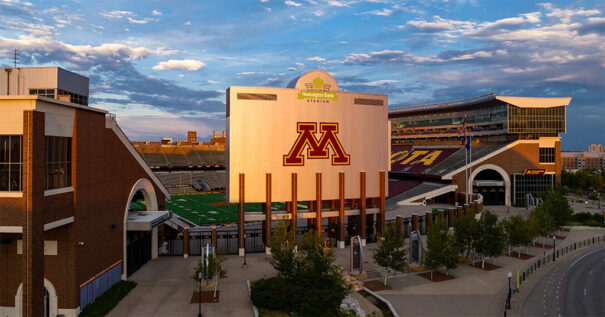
[539,188,573,231]
[475,210,505,267]
[424,219,459,279]
[372,222,407,286]
[293,230,350,316]
[501,215,531,257]
[529,205,556,247]
[454,210,479,258]
[252,222,350,316]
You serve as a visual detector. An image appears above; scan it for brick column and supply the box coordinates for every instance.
[425,212,432,232]
[396,216,403,236]
[337,172,345,248]
[457,206,464,219]
[315,173,322,236]
[448,208,455,228]
[22,110,45,317]
[291,173,297,229]
[412,214,419,232]
[378,171,386,234]
[183,228,189,258]
[359,172,366,246]
[438,210,445,223]
[238,174,245,256]
[265,173,271,254]
[211,226,217,247]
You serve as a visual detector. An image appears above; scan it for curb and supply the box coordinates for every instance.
[246,280,259,317]
[362,287,399,317]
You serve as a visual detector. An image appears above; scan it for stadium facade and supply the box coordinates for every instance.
[0,67,170,317]
[388,93,571,207]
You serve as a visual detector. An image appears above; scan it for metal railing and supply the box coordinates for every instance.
[389,92,497,114]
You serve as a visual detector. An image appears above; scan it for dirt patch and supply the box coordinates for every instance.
[469,261,502,271]
[210,201,233,206]
[418,271,455,282]
[364,280,392,291]
[190,291,220,303]
[505,251,534,260]
[555,235,566,240]
[533,243,554,249]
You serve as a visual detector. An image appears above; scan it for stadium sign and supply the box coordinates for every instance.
[523,169,546,176]
[283,122,350,166]
[226,70,388,203]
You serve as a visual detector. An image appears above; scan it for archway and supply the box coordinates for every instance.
[123,178,158,278]
[15,278,58,317]
[469,164,510,206]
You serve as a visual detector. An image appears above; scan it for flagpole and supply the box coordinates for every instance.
[464,117,468,205]
[469,130,473,204]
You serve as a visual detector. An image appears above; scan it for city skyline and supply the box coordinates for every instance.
[0,0,603,150]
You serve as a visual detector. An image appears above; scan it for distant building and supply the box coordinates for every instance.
[562,144,605,171]
[0,67,171,317]
[187,130,197,142]
[1,67,89,106]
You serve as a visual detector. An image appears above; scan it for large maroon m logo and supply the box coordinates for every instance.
[283,122,350,166]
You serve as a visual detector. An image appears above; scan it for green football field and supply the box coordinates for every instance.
[131,192,312,226]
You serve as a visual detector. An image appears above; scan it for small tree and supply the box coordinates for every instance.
[475,210,504,267]
[540,188,573,233]
[424,219,459,279]
[268,221,299,281]
[501,215,527,256]
[530,205,556,247]
[372,222,407,286]
[191,252,227,293]
[454,210,479,259]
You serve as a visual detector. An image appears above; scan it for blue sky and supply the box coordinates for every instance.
[0,0,603,150]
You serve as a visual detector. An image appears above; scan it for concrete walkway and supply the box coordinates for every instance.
[108,226,604,317]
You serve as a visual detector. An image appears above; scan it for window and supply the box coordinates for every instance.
[539,147,555,163]
[0,136,22,191]
[29,89,55,98]
[45,136,72,190]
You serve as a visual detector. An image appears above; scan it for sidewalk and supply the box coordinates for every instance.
[108,227,604,317]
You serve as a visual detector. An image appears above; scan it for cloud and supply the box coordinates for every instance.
[127,17,154,24]
[100,10,134,19]
[152,59,206,71]
[360,8,392,16]
[307,56,326,61]
[312,10,325,17]
[151,9,162,16]
[285,0,303,6]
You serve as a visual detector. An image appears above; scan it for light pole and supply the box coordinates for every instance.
[197,271,202,317]
[506,272,512,310]
[552,235,556,261]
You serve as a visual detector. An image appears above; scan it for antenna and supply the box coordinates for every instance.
[13,49,19,68]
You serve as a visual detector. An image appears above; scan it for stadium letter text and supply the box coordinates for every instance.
[283,122,350,166]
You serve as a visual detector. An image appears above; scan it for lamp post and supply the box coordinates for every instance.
[552,235,556,261]
[197,271,202,317]
[506,272,512,310]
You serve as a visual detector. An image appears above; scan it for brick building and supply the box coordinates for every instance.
[0,67,170,317]
[561,144,605,171]
[388,93,570,207]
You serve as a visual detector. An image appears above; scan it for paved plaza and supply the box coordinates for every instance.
[108,225,604,317]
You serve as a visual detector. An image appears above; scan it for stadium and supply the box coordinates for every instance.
[1,66,570,317]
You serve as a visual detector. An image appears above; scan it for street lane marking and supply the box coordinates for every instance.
[568,247,604,269]
[589,269,592,275]
[584,288,586,296]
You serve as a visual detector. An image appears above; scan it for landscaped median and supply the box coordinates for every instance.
[79,281,137,317]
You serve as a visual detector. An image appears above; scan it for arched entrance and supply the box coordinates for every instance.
[15,279,58,317]
[470,164,511,206]
[123,178,158,278]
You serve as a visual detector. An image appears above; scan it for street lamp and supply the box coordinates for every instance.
[197,271,203,317]
[553,235,556,261]
[506,272,512,310]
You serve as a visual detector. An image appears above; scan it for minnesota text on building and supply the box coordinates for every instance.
[0,67,171,317]
[227,70,389,251]
[387,93,571,208]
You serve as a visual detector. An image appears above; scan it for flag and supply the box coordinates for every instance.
[458,117,466,136]
[466,136,471,151]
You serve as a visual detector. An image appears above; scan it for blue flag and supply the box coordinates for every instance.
[466,136,471,151]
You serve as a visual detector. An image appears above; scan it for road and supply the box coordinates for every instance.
[521,247,605,317]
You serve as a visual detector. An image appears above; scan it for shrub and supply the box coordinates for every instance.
[79,281,136,317]
[250,277,290,312]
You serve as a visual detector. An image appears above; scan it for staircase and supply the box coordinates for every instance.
[365,266,410,279]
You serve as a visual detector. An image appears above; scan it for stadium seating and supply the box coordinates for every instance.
[133,144,225,167]
[155,170,226,193]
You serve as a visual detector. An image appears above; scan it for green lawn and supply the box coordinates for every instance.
[79,281,137,317]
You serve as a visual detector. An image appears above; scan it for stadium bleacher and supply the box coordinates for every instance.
[134,144,225,167]
[155,170,226,194]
